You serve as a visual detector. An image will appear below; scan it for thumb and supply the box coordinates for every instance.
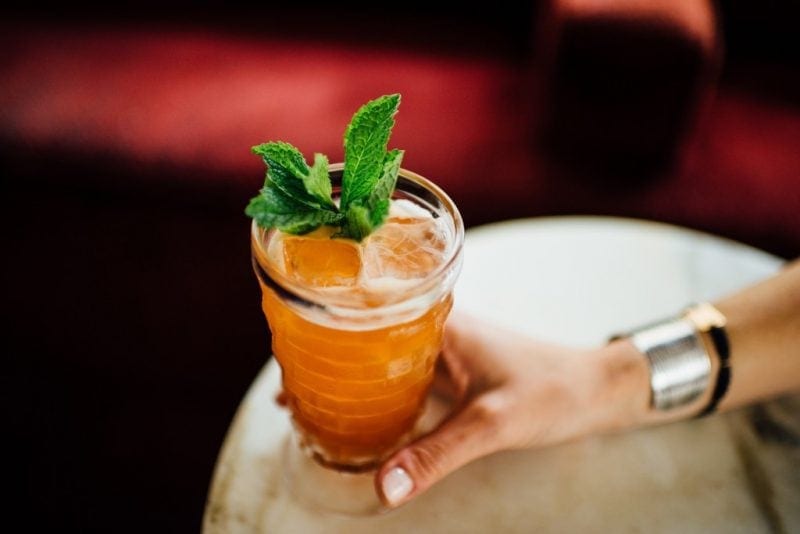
[375,394,506,508]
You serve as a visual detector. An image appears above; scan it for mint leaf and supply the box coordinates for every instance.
[306,153,335,209]
[337,148,403,239]
[342,204,373,242]
[252,142,336,210]
[366,148,403,227]
[252,141,308,180]
[246,182,342,235]
[340,94,400,210]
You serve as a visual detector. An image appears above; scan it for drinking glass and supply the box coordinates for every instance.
[251,164,464,513]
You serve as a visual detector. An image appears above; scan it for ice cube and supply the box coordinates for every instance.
[387,198,436,224]
[362,212,449,280]
[281,227,361,287]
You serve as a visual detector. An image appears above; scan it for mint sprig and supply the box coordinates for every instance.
[245,94,403,241]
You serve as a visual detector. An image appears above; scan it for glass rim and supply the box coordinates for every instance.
[250,163,465,316]
[251,163,464,318]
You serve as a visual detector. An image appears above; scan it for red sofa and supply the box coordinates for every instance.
[4,2,798,531]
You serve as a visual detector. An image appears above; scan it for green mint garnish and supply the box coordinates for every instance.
[245,94,404,241]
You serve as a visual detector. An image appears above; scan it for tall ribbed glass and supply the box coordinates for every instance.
[251,164,464,472]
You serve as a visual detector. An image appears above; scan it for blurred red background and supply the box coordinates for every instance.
[3,1,798,531]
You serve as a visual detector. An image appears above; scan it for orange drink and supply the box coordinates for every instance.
[251,165,463,471]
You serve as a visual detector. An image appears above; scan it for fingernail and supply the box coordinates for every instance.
[382,466,413,505]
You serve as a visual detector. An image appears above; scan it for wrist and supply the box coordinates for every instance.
[591,339,651,432]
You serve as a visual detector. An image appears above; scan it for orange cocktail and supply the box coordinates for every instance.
[252,165,463,471]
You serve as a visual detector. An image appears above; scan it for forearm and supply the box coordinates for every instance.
[716,259,800,410]
[596,259,800,432]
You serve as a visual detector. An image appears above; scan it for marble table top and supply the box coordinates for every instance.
[204,216,799,533]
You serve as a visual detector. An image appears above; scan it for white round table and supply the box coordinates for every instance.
[204,217,799,533]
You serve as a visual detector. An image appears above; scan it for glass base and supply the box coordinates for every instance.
[281,392,452,516]
[283,432,386,516]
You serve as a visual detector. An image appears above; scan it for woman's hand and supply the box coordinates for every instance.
[376,259,800,507]
[376,311,649,507]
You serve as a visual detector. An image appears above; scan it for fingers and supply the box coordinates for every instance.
[430,351,453,391]
[430,317,474,401]
[430,350,463,402]
[376,394,507,508]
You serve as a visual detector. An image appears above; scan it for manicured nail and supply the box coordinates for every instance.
[382,466,413,505]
